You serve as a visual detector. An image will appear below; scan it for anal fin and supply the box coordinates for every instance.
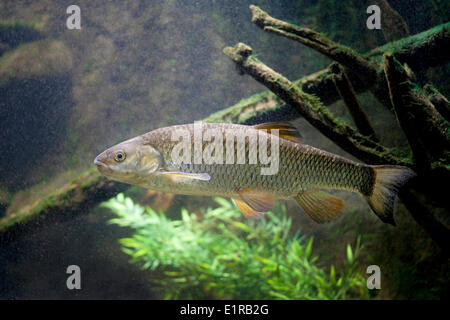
[294,190,345,223]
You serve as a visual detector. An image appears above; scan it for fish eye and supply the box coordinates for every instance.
[114,151,126,162]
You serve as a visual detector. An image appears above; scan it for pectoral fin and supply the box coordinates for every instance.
[294,190,345,223]
[157,170,211,182]
[232,188,275,218]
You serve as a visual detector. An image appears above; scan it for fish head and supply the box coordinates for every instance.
[94,136,162,185]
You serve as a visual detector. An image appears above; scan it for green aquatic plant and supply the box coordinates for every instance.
[103,194,369,300]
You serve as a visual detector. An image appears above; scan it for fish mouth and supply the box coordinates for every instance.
[94,156,108,170]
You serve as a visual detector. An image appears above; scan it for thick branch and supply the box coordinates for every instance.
[224,43,408,166]
[398,161,450,254]
[383,53,450,170]
[330,63,379,141]
[367,23,450,71]
[250,5,450,112]
[297,22,449,105]
[250,5,377,82]
[250,5,393,109]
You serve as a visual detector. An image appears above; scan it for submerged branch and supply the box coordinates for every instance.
[250,5,450,112]
[250,5,377,82]
[249,5,392,109]
[383,53,450,170]
[297,21,449,105]
[424,84,450,121]
[223,43,407,166]
[0,169,129,243]
[330,63,379,141]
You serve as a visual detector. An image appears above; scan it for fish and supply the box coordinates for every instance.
[94,122,416,225]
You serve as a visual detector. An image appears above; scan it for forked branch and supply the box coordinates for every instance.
[383,53,450,170]
[223,43,408,166]
[249,5,393,109]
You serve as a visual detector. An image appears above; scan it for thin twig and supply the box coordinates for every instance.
[330,63,379,142]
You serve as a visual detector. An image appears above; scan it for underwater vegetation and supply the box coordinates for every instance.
[103,195,368,300]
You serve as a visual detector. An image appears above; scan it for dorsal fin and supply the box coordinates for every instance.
[294,190,345,223]
[253,122,301,143]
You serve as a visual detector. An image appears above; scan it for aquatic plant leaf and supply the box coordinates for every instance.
[305,238,313,258]
[330,266,336,283]
[346,244,354,265]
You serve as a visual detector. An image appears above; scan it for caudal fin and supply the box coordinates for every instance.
[365,165,416,225]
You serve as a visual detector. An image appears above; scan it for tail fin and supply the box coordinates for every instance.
[365,165,416,225]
